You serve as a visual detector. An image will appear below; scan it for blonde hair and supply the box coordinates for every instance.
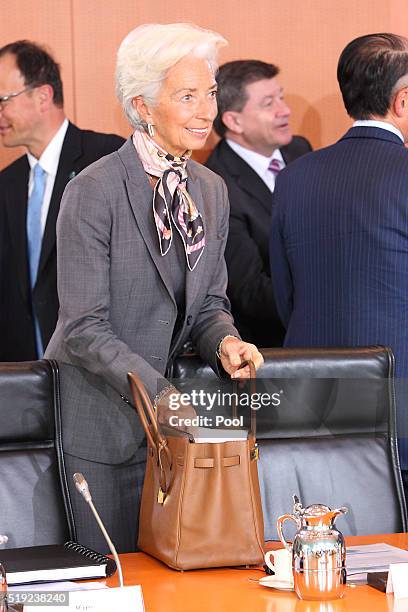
[115,23,227,129]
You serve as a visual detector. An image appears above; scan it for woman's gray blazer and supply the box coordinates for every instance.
[45,138,238,465]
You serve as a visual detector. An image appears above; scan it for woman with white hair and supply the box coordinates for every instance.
[46,23,263,553]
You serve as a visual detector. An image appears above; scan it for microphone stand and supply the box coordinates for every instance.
[73,473,124,587]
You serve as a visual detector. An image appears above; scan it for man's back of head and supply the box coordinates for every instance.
[337,33,408,122]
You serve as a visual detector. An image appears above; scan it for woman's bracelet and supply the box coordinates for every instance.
[216,335,239,359]
[153,385,178,412]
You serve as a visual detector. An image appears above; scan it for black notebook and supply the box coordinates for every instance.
[0,541,117,585]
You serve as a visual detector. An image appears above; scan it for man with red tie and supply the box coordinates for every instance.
[206,60,311,347]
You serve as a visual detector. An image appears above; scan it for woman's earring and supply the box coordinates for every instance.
[147,123,155,137]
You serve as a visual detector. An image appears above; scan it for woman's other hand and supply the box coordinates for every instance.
[219,337,264,379]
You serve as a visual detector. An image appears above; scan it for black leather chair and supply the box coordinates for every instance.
[0,360,76,547]
[171,346,407,539]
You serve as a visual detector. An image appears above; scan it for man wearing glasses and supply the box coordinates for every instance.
[0,40,125,361]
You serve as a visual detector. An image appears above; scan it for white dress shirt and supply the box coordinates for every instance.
[353,119,404,142]
[27,118,69,234]
[226,139,285,193]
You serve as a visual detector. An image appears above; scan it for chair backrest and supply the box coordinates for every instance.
[171,346,407,539]
[0,360,76,547]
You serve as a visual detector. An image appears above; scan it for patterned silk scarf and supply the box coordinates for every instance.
[133,130,205,271]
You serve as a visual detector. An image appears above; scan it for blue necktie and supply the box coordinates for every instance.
[27,163,46,357]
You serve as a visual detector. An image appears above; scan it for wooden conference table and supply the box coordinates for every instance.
[103,533,408,611]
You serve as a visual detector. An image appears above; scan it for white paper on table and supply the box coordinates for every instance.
[192,427,248,443]
[386,563,408,598]
[9,581,107,592]
[24,585,144,612]
[346,543,408,582]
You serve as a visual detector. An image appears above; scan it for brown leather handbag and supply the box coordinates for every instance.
[128,363,265,570]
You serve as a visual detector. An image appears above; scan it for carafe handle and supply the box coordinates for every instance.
[276,513,301,551]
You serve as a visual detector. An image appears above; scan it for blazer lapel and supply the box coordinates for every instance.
[38,123,82,277]
[118,139,176,305]
[221,142,273,214]
[4,157,30,298]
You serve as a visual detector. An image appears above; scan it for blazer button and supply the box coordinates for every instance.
[186,315,193,326]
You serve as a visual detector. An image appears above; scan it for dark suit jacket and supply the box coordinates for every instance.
[206,136,312,347]
[269,126,408,466]
[0,122,125,361]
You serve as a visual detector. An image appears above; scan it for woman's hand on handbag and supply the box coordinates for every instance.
[218,337,264,379]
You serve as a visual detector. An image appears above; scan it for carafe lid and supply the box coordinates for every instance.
[292,496,347,527]
[302,503,331,517]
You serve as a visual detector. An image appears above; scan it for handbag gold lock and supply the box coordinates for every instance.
[157,487,165,504]
[250,445,259,461]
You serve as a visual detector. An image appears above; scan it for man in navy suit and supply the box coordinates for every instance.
[206,60,311,348]
[0,40,125,361]
[270,33,408,491]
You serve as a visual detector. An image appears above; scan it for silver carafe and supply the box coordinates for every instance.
[277,496,348,601]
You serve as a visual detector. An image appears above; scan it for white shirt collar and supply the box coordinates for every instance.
[226,139,284,192]
[27,118,69,173]
[226,139,284,173]
[352,119,404,142]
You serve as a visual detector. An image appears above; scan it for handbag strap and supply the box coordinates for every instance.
[127,372,172,495]
[247,360,257,439]
[232,360,257,439]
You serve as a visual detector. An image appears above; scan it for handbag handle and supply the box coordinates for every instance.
[127,372,172,496]
[128,358,257,464]
[233,360,257,439]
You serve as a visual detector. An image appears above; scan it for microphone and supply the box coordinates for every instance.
[73,473,92,503]
[73,473,124,587]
